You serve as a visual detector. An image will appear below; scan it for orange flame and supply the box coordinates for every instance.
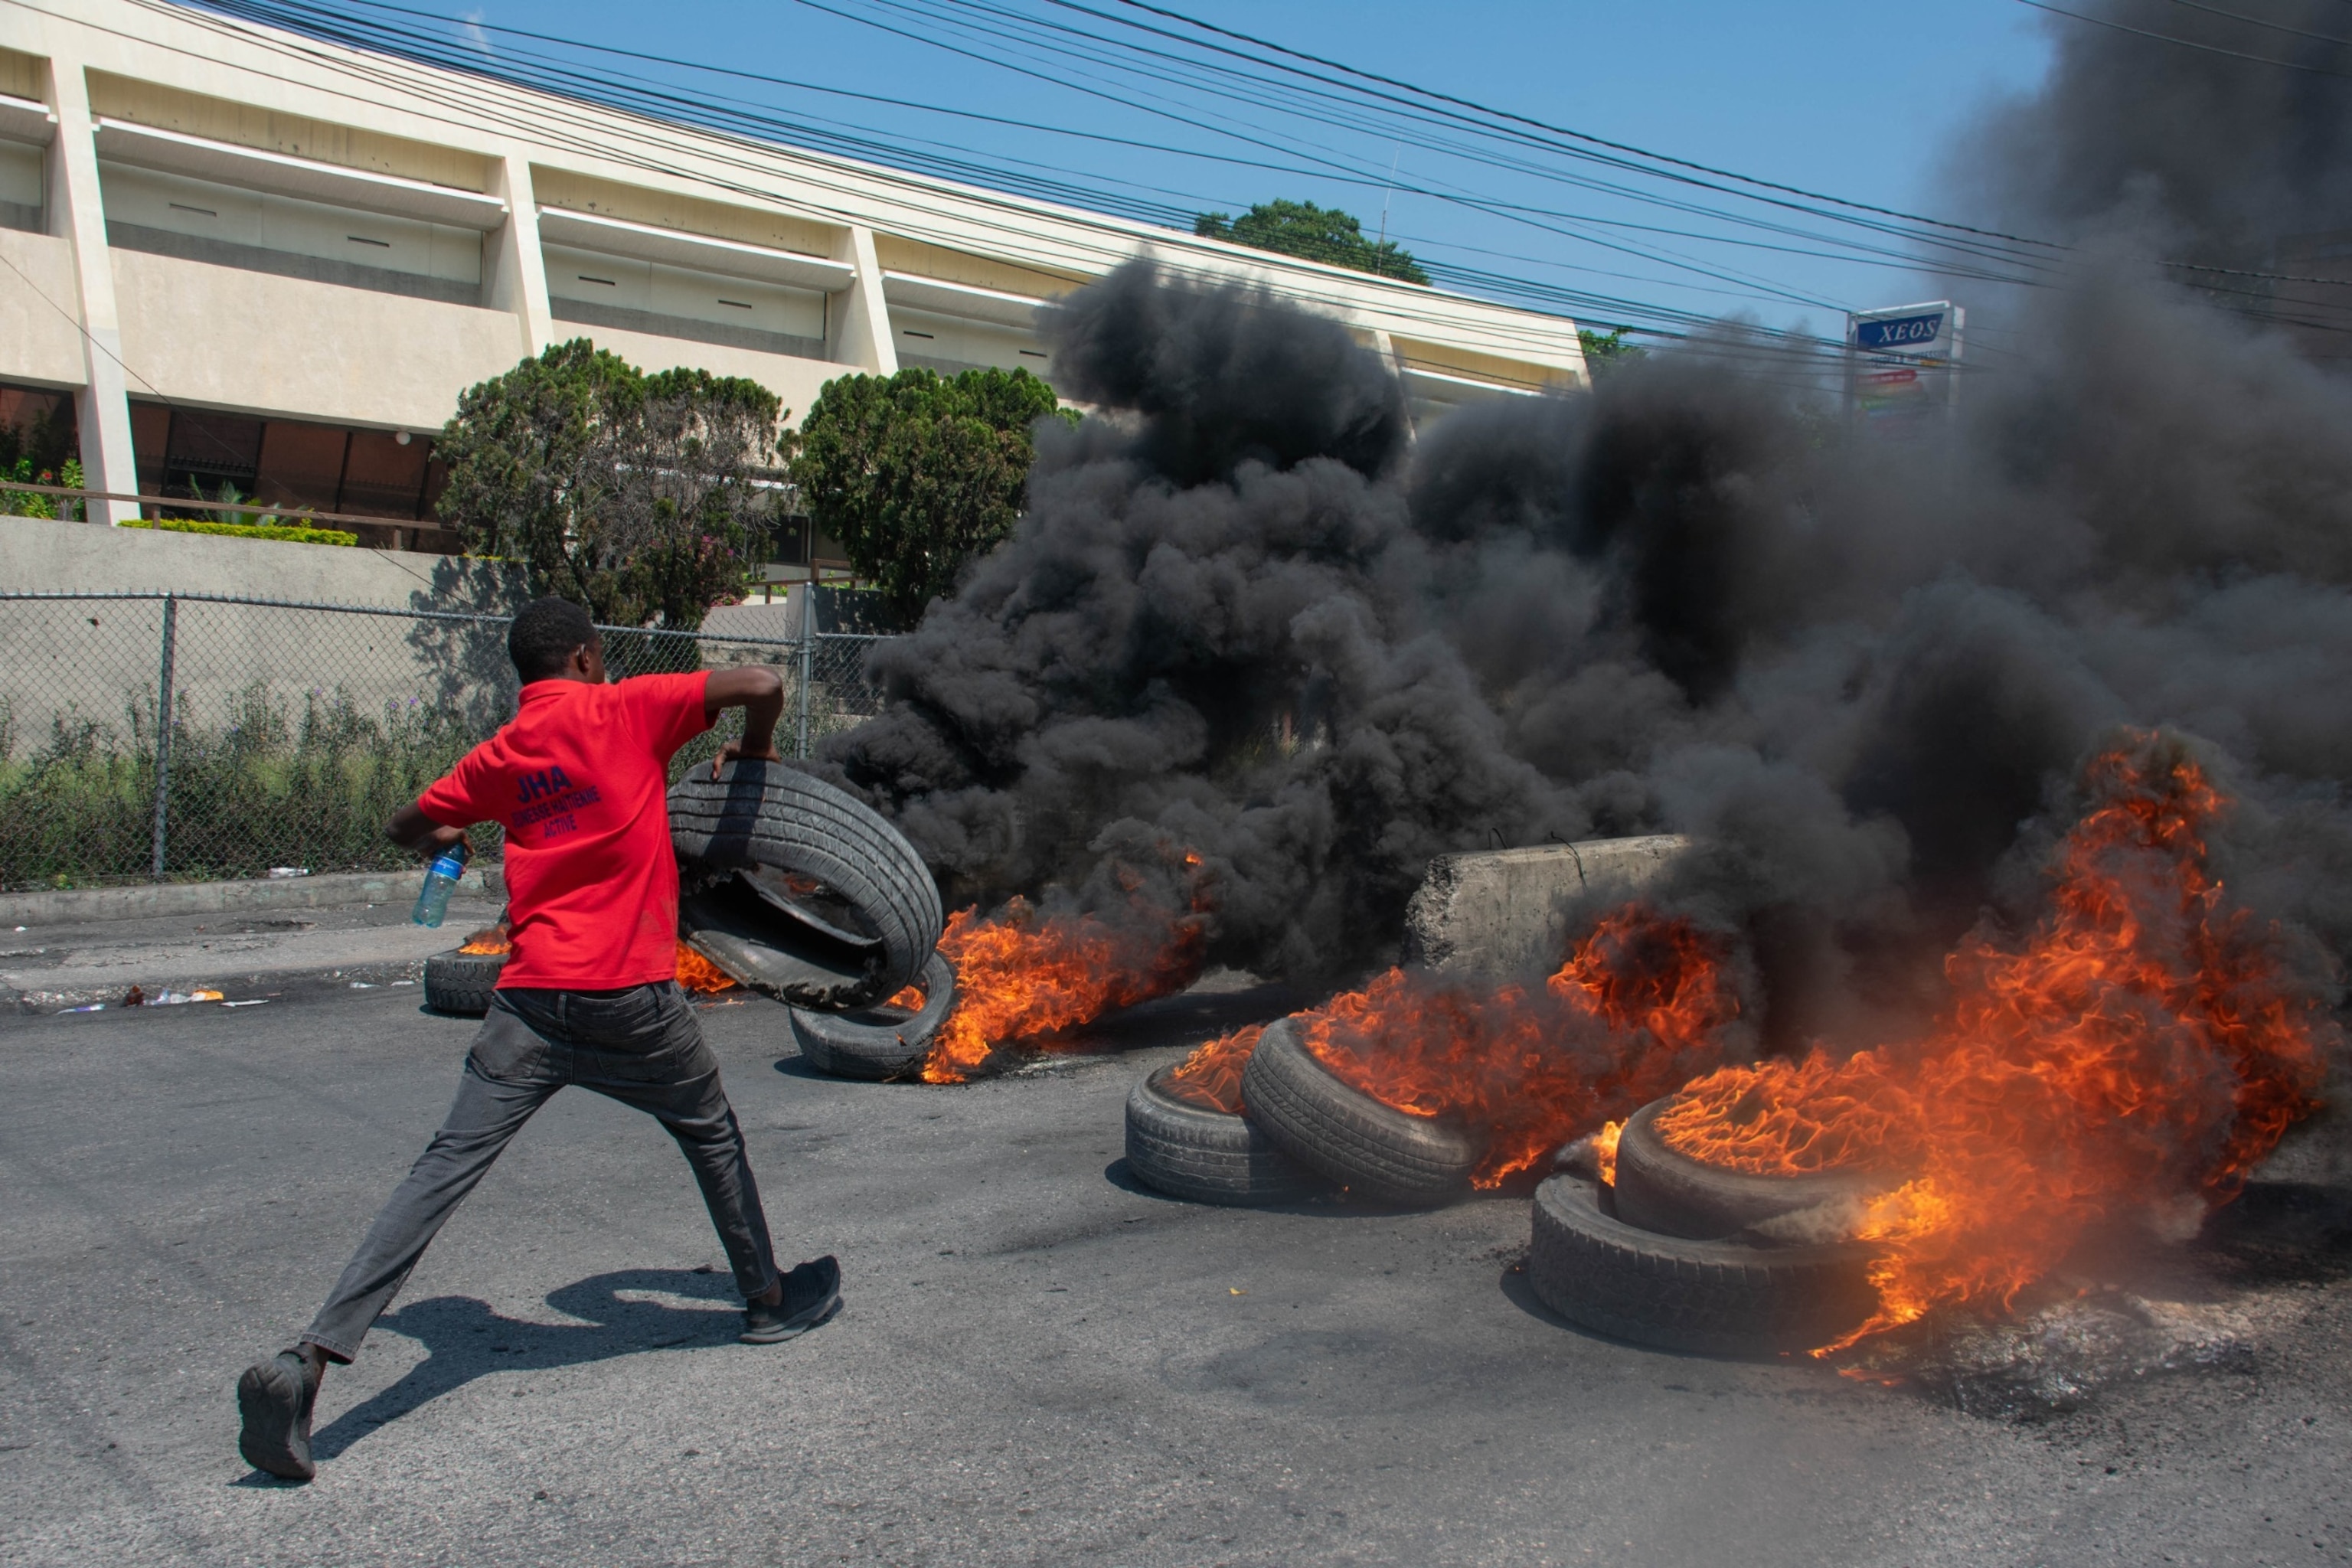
[457,924,510,956]
[1593,1119,1625,1187]
[675,944,740,994]
[1291,906,1746,1186]
[920,896,1207,1083]
[1165,1024,1264,1112]
[1655,733,2334,1350]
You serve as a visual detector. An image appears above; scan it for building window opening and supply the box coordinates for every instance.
[100,163,486,305]
[130,401,453,544]
[1,384,80,514]
[0,139,42,234]
[542,243,826,361]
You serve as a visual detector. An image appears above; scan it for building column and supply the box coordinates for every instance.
[44,56,137,524]
[1370,327,1419,442]
[487,154,552,359]
[825,224,897,374]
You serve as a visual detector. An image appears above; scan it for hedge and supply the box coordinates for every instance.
[123,518,360,547]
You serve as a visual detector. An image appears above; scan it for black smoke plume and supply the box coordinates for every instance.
[824,4,2352,1064]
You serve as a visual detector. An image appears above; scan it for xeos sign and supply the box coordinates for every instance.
[1847,299,1964,429]
[1854,309,1949,352]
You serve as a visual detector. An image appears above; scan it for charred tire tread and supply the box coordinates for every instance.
[1125,1067,1322,1206]
[1240,1019,1479,1208]
[1527,1174,1877,1357]
[789,952,958,1081]
[670,762,943,1004]
[423,948,505,1018]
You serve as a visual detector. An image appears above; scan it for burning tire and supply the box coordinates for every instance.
[789,952,957,1081]
[1527,1174,1878,1357]
[669,760,943,1010]
[1124,1064,1322,1206]
[1240,1018,1481,1207]
[1611,1097,1890,1240]
[423,948,505,1017]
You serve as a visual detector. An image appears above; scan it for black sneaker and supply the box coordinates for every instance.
[236,1351,318,1481]
[740,1256,841,1344]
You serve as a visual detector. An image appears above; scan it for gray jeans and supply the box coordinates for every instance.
[300,982,780,1362]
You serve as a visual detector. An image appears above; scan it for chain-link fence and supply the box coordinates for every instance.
[0,592,887,889]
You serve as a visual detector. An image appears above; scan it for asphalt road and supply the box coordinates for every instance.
[2,893,507,1012]
[3,981,2349,1567]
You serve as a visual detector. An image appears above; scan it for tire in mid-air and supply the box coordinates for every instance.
[789,952,958,1081]
[1124,1063,1323,1207]
[1527,1174,1880,1357]
[669,759,942,1010]
[423,947,506,1017]
[1610,1096,1893,1241]
[1239,1018,1481,1208]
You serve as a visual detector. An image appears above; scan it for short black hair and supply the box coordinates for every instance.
[508,597,597,681]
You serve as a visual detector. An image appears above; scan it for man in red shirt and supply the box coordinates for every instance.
[237,597,839,1484]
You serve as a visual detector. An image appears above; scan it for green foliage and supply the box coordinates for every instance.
[122,516,358,546]
[433,340,794,629]
[1194,199,1429,285]
[1578,328,1647,378]
[0,687,488,887]
[2,455,85,521]
[789,366,1066,625]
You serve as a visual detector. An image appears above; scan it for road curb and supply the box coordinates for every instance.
[10,955,442,1015]
[0,867,506,927]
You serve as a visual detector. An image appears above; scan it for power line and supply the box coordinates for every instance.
[123,0,2352,353]
[2018,0,2352,76]
[1086,0,2063,249]
[2151,0,2352,48]
[191,0,1906,315]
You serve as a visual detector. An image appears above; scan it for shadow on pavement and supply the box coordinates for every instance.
[308,1267,743,1461]
[770,1054,835,1080]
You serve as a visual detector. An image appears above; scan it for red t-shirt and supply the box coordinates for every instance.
[419,672,710,989]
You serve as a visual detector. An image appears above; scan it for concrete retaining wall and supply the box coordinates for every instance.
[0,512,526,606]
[0,517,530,756]
[1403,835,1690,976]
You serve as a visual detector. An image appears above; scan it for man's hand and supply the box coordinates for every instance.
[387,801,466,858]
[704,666,789,777]
[710,736,787,779]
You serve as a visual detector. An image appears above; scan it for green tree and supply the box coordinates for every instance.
[789,366,1066,626]
[1194,198,1429,285]
[1578,327,1647,379]
[433,339,792,629]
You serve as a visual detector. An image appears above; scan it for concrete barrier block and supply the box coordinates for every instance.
[1403,834,1690,976]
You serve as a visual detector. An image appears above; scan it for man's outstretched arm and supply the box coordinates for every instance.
[705,665,789,777]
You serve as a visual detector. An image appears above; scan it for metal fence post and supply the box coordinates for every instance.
[795,621,815,759]
[149,592,177,881]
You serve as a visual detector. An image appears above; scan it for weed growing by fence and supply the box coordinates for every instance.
[0,687,492,887]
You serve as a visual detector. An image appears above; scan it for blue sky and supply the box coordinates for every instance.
[365,0,2061,344]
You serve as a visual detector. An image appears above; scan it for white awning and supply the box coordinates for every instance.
[880,270,1061,328]
[92,118,508,229]
[1399,364,1540,402]
[536,206,855,292]
[0,93,56,147]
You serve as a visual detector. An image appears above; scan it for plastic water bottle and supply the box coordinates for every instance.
[410,841,469,928]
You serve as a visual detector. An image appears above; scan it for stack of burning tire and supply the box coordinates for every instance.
[1527,1096,1888,1356]
[1127,1028,1891,1357]
[1124,1018,1481,1208]
[668,760,952,1078]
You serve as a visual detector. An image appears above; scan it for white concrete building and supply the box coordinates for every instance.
[0,0,1586,573]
